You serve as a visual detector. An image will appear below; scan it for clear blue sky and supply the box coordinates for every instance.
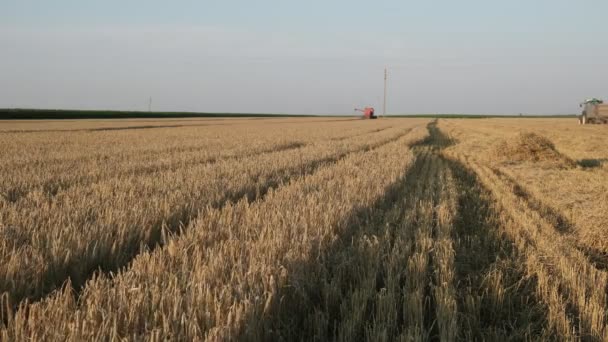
[2,0,608,114]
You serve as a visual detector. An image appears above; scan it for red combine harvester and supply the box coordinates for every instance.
[354,107,377,119]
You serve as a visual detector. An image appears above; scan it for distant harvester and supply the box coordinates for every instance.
[354,107,377,119]
[579,98,608,124]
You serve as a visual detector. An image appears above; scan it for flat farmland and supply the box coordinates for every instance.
[1,117,607,340]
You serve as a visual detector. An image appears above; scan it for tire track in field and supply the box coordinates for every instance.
[409,123,549,340]
[0,127,419,325]
[259,121,550,341]
[329,126,394,141]
[3,123,375,171]
[0,122,230,134]
[273,124,444,341]
[441,124,608,339]
[2,126,395,202]
[250,130,431,341]
[467,162,608,338]
[486,167,608,272]
[0,118,360,134]
[1,141,307,203]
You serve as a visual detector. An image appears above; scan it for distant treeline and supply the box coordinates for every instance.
[0,109,318,120]
[391,114,577,119]
[0,109,577,120]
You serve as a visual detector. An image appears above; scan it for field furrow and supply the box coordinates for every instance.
[446,159,552,340]
[0,119,387,165]
[0,122,396,200]
[0,140,307,203]
[330,126,394,141]
[443,134,608,339]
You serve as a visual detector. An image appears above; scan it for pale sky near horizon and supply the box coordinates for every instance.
[2,1,608,115]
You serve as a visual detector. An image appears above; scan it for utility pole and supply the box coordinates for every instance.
[148,97,152,112]
[383,67,387,117]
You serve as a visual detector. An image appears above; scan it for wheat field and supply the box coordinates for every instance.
[0,117,607,341]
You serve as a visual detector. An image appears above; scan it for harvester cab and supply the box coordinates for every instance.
[579,98,608,125]
[354,107,377,119]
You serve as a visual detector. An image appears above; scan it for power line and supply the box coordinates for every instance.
[383,67,387,117]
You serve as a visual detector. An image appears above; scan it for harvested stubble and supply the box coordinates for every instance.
[440,118,608,340]
[440,119,608,256]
